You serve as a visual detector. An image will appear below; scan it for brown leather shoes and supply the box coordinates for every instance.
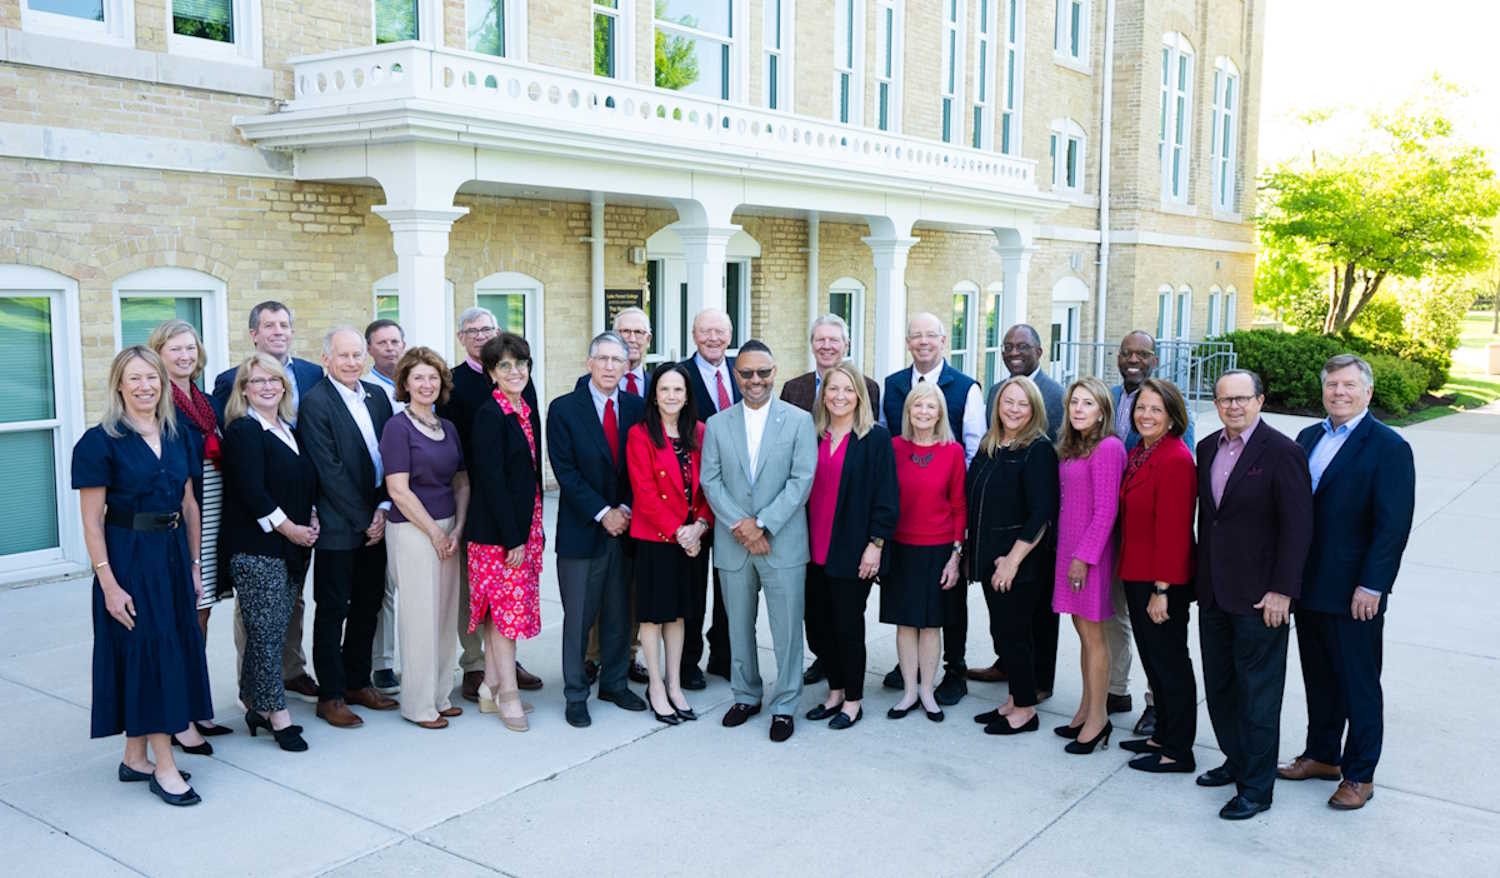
[283,673,319,703]
[316,699,363,728]
[1328,780,1374,810]
[439,706,463,718]
[966,663,1008,683]
[516,663,543,691]
[409,717,449,730]
[461,670,483,702]
[345,687,398,711]
[1278,756,1342,781]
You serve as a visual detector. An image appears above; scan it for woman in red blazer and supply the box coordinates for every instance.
[627,364,714,726]
[1116,377,1198,774]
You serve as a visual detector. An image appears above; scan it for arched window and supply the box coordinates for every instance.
[474,270,545,393]
[1175,284,1193,341]
[1049,276,1088,384]
[1160,32,1194,203]
[113,267,228,384]
[1155,284,1174,341]
[1207,285,1223,336]
[1211,57,1240,213]
[980,280,1005,389]
[828,276,867,365]
[1224,285,1239,333]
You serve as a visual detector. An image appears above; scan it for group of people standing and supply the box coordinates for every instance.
[77,298,1415,822]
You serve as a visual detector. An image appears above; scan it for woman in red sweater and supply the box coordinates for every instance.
[626,364,713,726]
[881,382,967,723]
[1116,377,1198,772]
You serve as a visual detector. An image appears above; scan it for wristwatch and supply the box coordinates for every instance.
[1153,584,1171,596]
[870,537,885,549]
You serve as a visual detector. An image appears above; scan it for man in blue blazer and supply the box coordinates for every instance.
[211,300,323,426]
[1278,354,1415,811]
[547,332,648,727]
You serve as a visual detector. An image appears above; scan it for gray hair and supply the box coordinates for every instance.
[589,331,629,359]
[1215,368,1264,398]
[906,311,945,338]
[248,300,292,331]
[809,313,851,345]
[612,306,650,331]
[1321,353,1374,388]
[457,306,497,330]
[322,325,363,356]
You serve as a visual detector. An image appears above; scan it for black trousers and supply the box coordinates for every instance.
[804,564,874,701]
[1200,603,1289,804]
[557,538,631,704]
[1296,607,1384,783]
[941,583,968,673]
[1032,543,1059,692]
[1124,581,1197,761]
[312,542,386,701]
[981,574,1042,707]
[687,563,732,672]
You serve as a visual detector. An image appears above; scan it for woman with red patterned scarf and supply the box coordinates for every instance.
[149,320,234,749]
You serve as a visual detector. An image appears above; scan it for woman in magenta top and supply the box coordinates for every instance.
[881,382,967,723]
[803,362,898,730]
[1053,376,1127,754]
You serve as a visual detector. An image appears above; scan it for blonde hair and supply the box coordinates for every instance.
[1056,376,1115,461]
[812,360,875,439]
[146,319,208,382]
[901,381,955,444]
[980,375,1048,454]
[101,346,178,439]
[224,353,296,424]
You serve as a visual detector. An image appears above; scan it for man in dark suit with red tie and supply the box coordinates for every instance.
[679,308,740,685]
[1278,354,1415,811]
[547,332,648,727]
[1194,369,1314,820]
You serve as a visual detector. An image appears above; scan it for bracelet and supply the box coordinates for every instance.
[94,560,110,570]
[192,559,202,566]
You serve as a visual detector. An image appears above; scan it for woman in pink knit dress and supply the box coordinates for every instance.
[1053,376,1127,755]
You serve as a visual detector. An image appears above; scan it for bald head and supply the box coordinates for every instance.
[906,311,947,373]
[692,307,733,365]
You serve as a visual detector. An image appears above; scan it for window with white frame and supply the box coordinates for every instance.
[1207,286,1223,336]
[594,0,631,78]
[980,281,1005,390]
[1000,0,1023,154]
[828,277,866,365]
[833,0,865,125]
[467,0,524,56]
[21,0,134,45]
[373,274,455,340]
[1211,57,1240,213]
[940,0,965,144]
[1160,32,1195,204]
[949,281,978,374]
[167,0,262,64]
[1224,286,1238,332]
[113,268,228,388]
[874,0,903,132]
[655,0,737,100]
[377,0,420,43]
[762,0,793,110]
[1155,284,1174,340]
[971,0,998,149]
[476,270,545,394]
[725,259,752,352]
[1053,0,1088,68]
[1174,285,1193,342]
[1049,118,1085,194]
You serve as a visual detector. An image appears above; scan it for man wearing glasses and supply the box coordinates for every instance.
[1194,369,1313,820]
[439,307,544,700]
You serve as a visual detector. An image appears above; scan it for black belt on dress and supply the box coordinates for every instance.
[105,509,181,531]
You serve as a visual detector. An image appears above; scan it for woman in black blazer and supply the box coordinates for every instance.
[219,354,317,752]
[803,361,899,730]
[464,333,545,731]
[965,376,1059,736]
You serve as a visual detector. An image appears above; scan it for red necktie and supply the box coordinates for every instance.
[626,372,639,397]
[603,397,619,464]
[716,370,732,411]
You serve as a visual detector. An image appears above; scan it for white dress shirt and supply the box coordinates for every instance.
[743,399,771,484]
[586,380,628,521]
[694,352,735,413]
[249,408,299,533]
[331,378,384,489]
[910,363,985,465]
[367,367,404,413]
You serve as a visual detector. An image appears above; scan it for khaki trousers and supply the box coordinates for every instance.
[387,518,460,724]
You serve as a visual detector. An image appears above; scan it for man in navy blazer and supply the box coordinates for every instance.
[547,332,648,727]
[1194,369,1314,820]
[211,300,323,425]
[1278,354,1415,811]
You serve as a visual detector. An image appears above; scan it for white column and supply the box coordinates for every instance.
[372,206,469,362]
[589,194,606,337]
[998,245,1034,333]
[678,225,739,317]
[863,235,919,381]
[806,211,820,372]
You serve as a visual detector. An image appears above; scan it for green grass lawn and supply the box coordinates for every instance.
[1385,310,1500,426]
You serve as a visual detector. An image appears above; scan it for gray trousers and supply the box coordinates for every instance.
[557,538,631,703]
[371,564,398,673]
[457,544,485,673]
[1104,575,1154,706]
[719,556,805,715]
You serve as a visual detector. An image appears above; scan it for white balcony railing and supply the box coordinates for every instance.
[280,43,1037,194]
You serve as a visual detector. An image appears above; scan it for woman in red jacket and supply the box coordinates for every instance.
[1116,377,1198,773]
[627,364,713,726]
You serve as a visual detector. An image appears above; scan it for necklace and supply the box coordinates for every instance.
[408,408,441,431]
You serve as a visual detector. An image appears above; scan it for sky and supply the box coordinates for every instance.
[1257,0,1500,167]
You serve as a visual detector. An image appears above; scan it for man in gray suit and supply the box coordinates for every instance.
[700,339,818,743]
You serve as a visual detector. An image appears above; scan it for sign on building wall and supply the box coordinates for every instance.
[605,289,644,328]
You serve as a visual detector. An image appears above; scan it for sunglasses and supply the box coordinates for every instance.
[735,367,775,380]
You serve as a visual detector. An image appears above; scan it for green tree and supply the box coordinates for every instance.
[653,1,700,91]
[1259,81,1500,335]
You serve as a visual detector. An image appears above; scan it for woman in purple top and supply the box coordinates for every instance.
[379,347,469,730]
[1053,376,1126,755]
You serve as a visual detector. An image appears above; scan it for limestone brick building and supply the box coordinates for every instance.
[0,0,1262,583]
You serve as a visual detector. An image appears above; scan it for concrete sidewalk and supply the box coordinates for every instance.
[2,408,1498,876]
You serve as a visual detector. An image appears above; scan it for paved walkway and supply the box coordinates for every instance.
[2,407,1498,877]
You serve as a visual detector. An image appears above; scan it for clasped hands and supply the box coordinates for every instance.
[601,506,631,537]
[675,520,709,557]
[731,517,770,556]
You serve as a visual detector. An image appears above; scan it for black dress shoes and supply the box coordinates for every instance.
[1121,738,1161,754]
[598,688,647,711]
[680,665,707,690]
[886,702,915,719]
[193,721,233,737]
[565,701,592,727]
[119,763,188,783]
[925,707,945,723]
[805,701,843,721]
[584,660,600,684]
[1106,692,1133,714]
[934,673,967,706]
[803,657,827,685]
[1219,794,1271,820]
[882,664,903,690]
[1129,752,1195,774]
[722,702,761,727]
[171,735,212,756]
[984,714,1039,735]
[148,776,201,807]
[973,708,1001,724]
[1133,704,1158,737]
[828,708,862,730]
[1196,764,1236,787]
[769,715,794,742]
[1054,722,1084,739]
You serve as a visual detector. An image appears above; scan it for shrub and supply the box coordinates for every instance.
[1366,354,1427,415]
[1220,329,1344,410]
[1339,332,1451,391]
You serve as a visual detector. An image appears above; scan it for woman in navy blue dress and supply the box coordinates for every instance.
[73,346,213,807]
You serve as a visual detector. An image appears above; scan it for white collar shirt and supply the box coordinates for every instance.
[331,378,384,488]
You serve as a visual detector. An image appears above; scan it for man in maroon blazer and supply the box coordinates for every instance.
[1194,369,1314,821]
[780,312,879,685]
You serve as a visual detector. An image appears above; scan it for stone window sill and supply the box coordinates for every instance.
[1,28,276,99]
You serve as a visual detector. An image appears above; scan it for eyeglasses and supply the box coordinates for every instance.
[460,326,497,338]
[246,377,282,389]
[494,361,530,374]
[736,367,775,380]
[1001,343,1037,354]
[1214,395,1258,409]
[1120,350,1156,361]
[616,328,651,337]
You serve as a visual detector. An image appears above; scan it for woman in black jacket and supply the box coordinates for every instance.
[965,375,1058,737]
[219,354,317,752]
[803,361,899,730]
